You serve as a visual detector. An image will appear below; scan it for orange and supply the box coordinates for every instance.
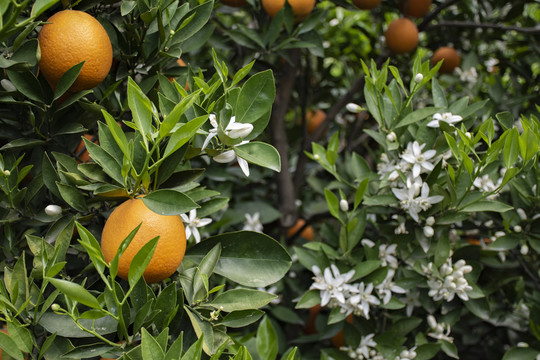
[399,0,432,17]
[287,218,314,241]
[38,10,113,92]
[74,134,98,163]
[305,109,326,135]
[304,304,322,334]
[101,198,187,283]
[351,0,382,10]
[431,46,461,74]
[261,0,315,20]
[384,18,419,54]
[330,314,354,348]
[221,0,247,6]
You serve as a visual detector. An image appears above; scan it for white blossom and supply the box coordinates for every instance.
[386,131,397,142]
[426,259,473,302]
[213,140,251,176]
[455,67,478,85]
[310,265,355,307]
[427,112,463,128]
[427,315,454,343]
[346,102,363,113]
[473,174,499,199]
[392,181,443,222]
[402,290,421,317]
[340,199,349,212]
[400,141,437,179]
[376,269,406,304]
[242,212,263,232]
[379,244,398,269]
[341,334,380,359]
[485,58,499,73]
[202,115,253,150]
[395,347,417,360]
[414,73,423,83]
[347,282,380,319]
[180,209,212,243]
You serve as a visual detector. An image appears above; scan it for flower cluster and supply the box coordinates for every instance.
[340,334,384,360]
[423,259,473,302]
[427,315,454,343]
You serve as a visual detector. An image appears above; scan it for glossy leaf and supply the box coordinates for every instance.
[127,77,153,148]
[185,231,291,287]
[233,141,280,172]
[235,70,275,124]
[256,316,278,360]
[209,289,276,312]
[54,62,84,100]
[47,278,101,309]
[142,189,199,215]
[128,236,159,287]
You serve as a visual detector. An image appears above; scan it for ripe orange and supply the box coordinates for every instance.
[38,10,113,92]
[399,0,432,18]
[74,134,98,163]
[101,198,187,283]
[305,109,326,135]
[221,0,247,6]
[287,218,314,241]
[384,18,419,54]
[431,46,461,74]
[304,304,322,334]
[261,0,315,20]
[331,314,354,348]
[351,0,382,10]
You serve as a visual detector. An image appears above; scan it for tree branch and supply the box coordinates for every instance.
[425,21,540,34]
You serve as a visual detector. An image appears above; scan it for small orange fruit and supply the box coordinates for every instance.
[101,198,187,283]
[330,314,354,348]
[384,18,419,54]
[38,10,113,92]
[399,0,432,18]
[261,0,315,20]
[351,0,382,10]
[431,46,461,74]
[305,109,326,135]
[74,134,98,163]
[221,0,247,6]
[287,218,314,241]
[304,304,322,334]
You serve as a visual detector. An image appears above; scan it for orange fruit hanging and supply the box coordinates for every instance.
[38,10,113,92]
[74,134,98,163]
[101,198,187,283]
[399,0,432,18]
[351,0,382,10]
[431,46,461,74]
[384,18,419,54]
[287,218,314,241]
[305,109,326,135]
[261,0,315,20]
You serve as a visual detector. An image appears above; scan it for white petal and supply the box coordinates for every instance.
[197,218,212,227]
[227,122,253,139]
[213,150,236,163]
[237,157,250,177]
[201,132,217,151]
[426,120,440,128]
[192,227,201,243]
[185,226,192,240]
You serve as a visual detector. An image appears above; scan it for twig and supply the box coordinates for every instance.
[425,21,540,34]
[417,0,460,32]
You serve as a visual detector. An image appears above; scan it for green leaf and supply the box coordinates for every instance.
[46,278,101,309]
[56,182,88,212]
[142,189,199,215]
[83,140,124,185]
[6,322,33,354]
[502,347,539,360]
[219,309,264,328]
[503,128,520,168]
[231,60,255,87]
[31,0,59,17]
[141,328,166,360]
[235,70,276,124]
[159,92,200,138]
[256,316,278,360]
[163,115,208,158]
[353,178,369,210]
[461,200,513,213]
[180,329,204,360]
[128,236,159,287]
[102,110,129,159]
[127,77,153,148]
[396,107,442,128]
[0,138,46,151]
[192,244,221,303]
[173,0,213,43]
[431,77,447,108]
[233,141,281,172]
[351,260,381,282]
[6,69,44,103]
[210,289,276,312]
[0,331,25,360]
[185,231,291,287]
[39,312,117,338]
[324,188,341,222]
[54,62,84,100]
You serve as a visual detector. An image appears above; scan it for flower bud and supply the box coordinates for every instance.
[51,303,61,311]
[386,132,397,142]
[520,244,529,255]
[339,199,349,212]
[414,73,424,83]
[513,225,522,233]
[427,315,437,329]
[426,216,435,226]
[3,170,10,176]
[213,150,236,163]
[1,79,16,92]
[45,204,62,216]
[516,208,527,221]
[423,225,434,237]
[227,122,254,139]
[346,103,363,113]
